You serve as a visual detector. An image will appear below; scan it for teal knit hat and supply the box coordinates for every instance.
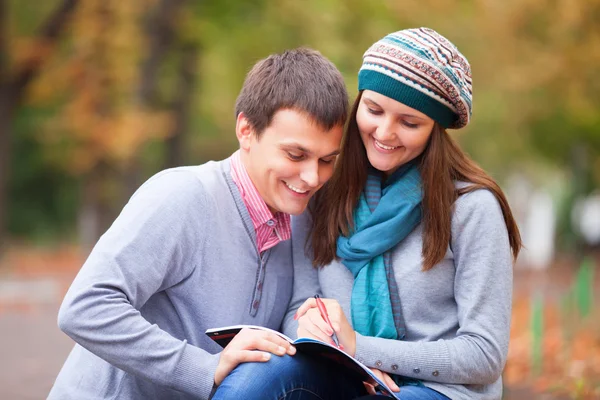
[358,27,472,129]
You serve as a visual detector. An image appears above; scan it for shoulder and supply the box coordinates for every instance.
[451,183,509,243]
[128,163,225,217]
[137,168,205,199]
[453,182,503,218]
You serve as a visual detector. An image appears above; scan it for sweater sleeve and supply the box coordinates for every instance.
[57,170,220,399]
[281,211,321,339]
[354,189,513,385]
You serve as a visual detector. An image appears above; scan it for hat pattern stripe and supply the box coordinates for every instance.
[388,32,450,68]
[413,31,455,66]
[365,49,456,97]
[418,30,473,93]
[369,41,463,95]
[367,44,467,115]
[365,43,452,89]
[360,64,456,111]
[393,33,466,91]
[363,55,453,107]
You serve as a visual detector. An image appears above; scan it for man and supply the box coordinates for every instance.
[49,48,348,399]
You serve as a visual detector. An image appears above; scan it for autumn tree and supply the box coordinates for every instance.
[0,0,79,255]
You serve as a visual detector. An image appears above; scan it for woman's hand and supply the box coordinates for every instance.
[294,297,357,356]
[367,368,400,393]
[214,328,296,386]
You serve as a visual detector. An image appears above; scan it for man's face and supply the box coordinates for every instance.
[237,109,343,215]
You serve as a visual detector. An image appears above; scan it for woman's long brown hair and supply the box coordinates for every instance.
[311,92,522,270]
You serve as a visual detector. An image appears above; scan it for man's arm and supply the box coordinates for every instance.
[58,170,219,398]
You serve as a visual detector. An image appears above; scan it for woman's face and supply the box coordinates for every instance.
[357,90,435,176]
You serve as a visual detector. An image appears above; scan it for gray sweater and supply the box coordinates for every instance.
[283,188,513,400]
[49,158,294,400]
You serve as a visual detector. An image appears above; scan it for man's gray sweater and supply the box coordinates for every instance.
[49,158,294,399]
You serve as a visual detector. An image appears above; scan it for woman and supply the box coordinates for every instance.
[213,27,521,400]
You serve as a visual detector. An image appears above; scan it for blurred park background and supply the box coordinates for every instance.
[0,0,598,398]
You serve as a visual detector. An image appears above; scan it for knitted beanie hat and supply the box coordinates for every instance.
[358,27,472,129]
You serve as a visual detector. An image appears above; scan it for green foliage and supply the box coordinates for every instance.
[9,107,78,241]
[560,258,596,340]
[5,0,600,241]
[531,294,544,376]
[574,258,594,319]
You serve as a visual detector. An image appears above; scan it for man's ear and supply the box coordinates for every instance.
[236,112,255,150]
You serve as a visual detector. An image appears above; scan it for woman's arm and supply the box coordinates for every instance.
[281,211,322,339]
[353,189,513,385]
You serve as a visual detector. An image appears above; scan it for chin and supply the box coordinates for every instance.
[370,163,391,174]
[371,159,401,174]
[284,205,308,216]
[280,201,309,216]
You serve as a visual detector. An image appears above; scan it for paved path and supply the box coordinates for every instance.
[0,270,575,400]
[0,301,73,399]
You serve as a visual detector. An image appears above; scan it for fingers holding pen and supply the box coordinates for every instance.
[294,297,346,348]
[294,297,342,322]
[297,308,336,344]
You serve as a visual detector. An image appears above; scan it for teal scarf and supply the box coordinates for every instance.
[336,163,422,339]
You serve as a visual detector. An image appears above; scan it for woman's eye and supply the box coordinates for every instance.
[320,158,335,164]
[367,108,383,115]
[402,121,418,129]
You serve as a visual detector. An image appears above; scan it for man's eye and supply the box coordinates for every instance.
[287,152,304,161]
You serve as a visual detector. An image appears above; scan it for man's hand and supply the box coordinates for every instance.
[214,328,296,386]
[294,297,356,356]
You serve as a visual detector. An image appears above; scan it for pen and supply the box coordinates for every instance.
[314,294,341,348]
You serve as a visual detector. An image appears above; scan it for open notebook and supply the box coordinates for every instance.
[206,324,400,399]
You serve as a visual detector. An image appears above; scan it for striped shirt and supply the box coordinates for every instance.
[230,150,291,253]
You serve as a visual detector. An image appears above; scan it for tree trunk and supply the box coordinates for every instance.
[78,162,118,253]
[0,0,7,254]
[124,0,186,195]
[0,94,10,255]
[76,1,116,250]
[164,44,199,169]
[0,0,79,256]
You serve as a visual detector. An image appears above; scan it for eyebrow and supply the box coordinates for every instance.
[280,143,340,158]
[363,97,426,120]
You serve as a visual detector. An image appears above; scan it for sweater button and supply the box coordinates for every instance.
[375,360,382,367]
[432,370,439,377]
[391,364,398,371]
[413,368,420,374]
[253,300,260,309]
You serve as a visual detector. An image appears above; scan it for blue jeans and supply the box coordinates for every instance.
[211,353,451,400]
[211,353,367,400]
[354,386,450,400]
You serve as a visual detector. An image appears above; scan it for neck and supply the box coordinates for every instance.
[238,150,278,214]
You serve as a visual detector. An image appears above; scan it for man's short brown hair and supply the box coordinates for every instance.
[235,48,348,136]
